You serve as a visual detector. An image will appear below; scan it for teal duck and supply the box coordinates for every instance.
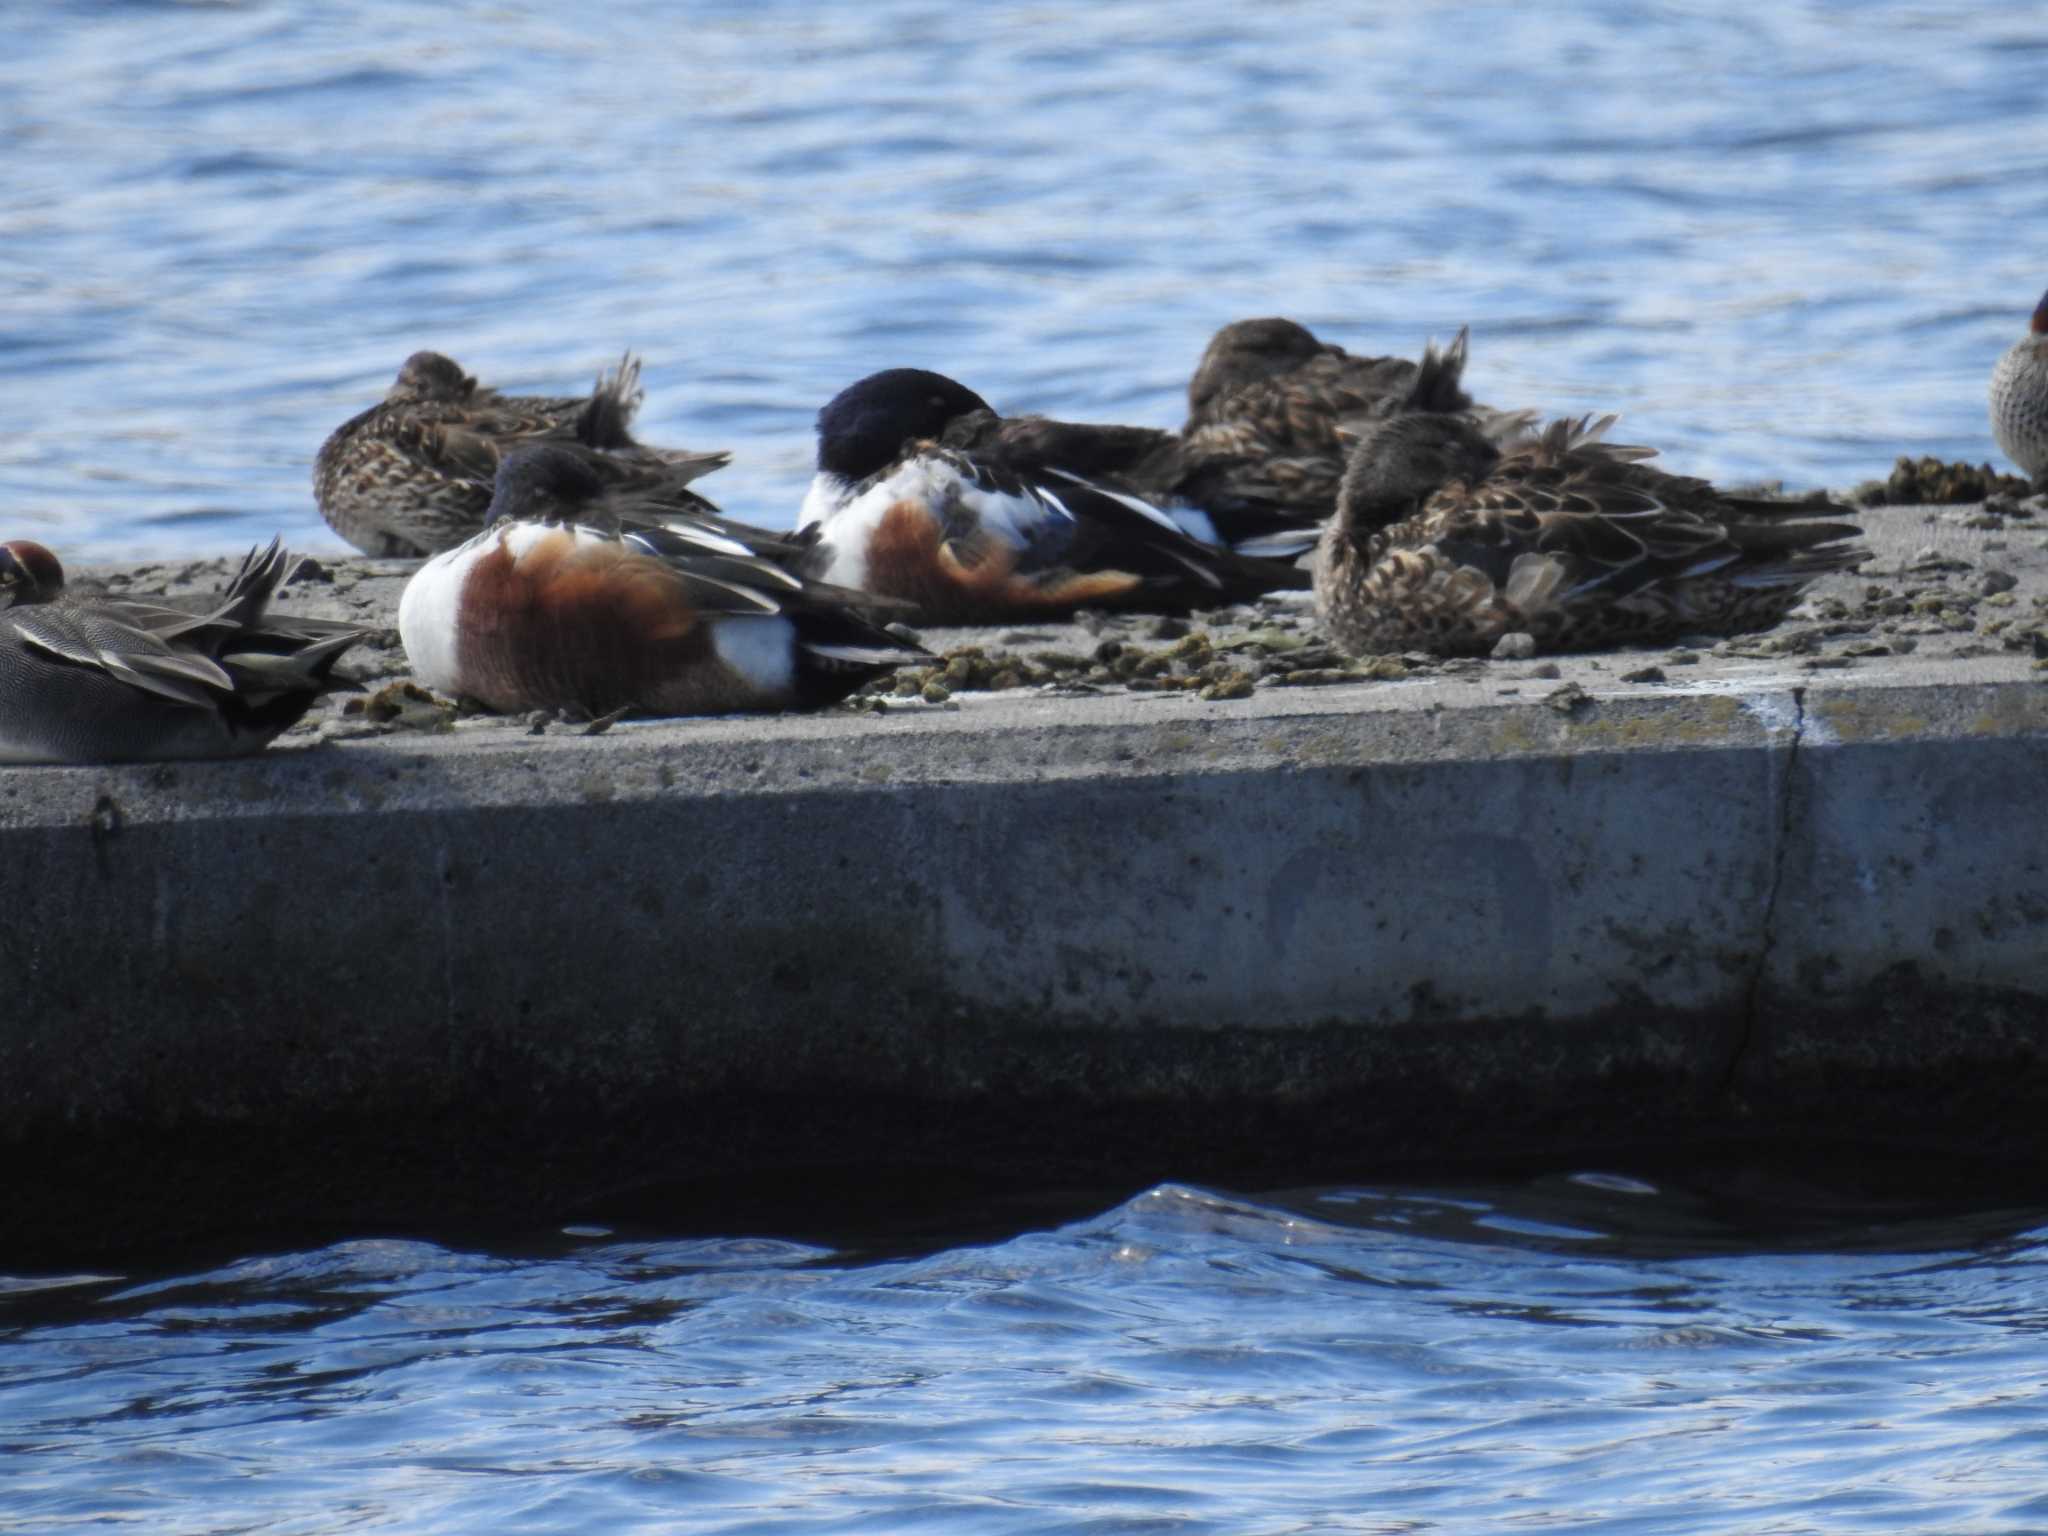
[1314,340,1867,657]
[1989,288,2048,483]
[314,351,730,557]
[1173,317,1532,530]
[0,538,363,763]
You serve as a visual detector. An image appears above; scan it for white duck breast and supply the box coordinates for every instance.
[803,455,1069,589]
[502,521,612,560]
[797,471,855,534]
[396,527,499,698]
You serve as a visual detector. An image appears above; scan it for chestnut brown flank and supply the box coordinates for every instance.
[456,529,715,714]
[863,499,1141,621]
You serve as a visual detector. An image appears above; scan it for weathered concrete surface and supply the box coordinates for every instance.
[3,501,2047,1261]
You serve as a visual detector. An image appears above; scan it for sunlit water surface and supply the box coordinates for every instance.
[5,1177,2047,1533]
[6,1,2047,558]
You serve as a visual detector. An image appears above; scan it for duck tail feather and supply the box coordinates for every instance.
[577,351,645,449]
[1402,326,1475,415]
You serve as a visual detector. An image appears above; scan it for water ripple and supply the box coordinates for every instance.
[3,1,2042,555]
[6,1171,2045,1531]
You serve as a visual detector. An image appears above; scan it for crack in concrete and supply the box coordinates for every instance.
[1721,684,1807,1098]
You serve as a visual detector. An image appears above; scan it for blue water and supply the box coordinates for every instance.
[5,1,2045,559]
[6,1176,2048,1533]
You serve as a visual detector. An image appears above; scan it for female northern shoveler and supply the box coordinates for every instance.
[1173,318,1532,529]
[1989,289,2048,483]
[314,351,731,558]
[399,445,925,717]
[796,367,1307,623]
[0,538,363,764]
[1314,340,1867,657]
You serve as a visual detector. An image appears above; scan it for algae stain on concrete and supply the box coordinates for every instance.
[1809,694,1930,744]
[1572,694,1746,751]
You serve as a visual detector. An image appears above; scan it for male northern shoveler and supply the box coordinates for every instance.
[0,538,363,764]
[1173,317,1533,528]
[1314,339,1867,657]
[1989,289,2048,483]
[399,445,925,717]
[796,367,1308,623]
[314,351,731,558]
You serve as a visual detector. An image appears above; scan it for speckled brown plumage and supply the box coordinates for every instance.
[1187,319,1424,436]
[1315,344,1867,658]
[1163,318,1530,529]
[313,351,730,558]
[1989,289,2048,483]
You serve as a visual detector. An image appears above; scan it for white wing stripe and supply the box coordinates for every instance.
[1041,467,1186,537]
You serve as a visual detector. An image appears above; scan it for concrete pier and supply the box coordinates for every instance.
[4,502,2046,1261]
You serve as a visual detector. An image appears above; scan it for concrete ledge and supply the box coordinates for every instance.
[5,662,2047,1261]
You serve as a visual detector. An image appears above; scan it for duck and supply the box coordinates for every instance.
[314,350,731,558]
[796,367,1309,623]
[399,444,927,718]
[0,537,364,764]
[1989,289,2048,484]
[1314,338,1868,657]
[1172,317,1534,528]
[1186,317,1427,433]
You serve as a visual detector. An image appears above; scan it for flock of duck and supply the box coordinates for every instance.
[10,293,2047,767]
